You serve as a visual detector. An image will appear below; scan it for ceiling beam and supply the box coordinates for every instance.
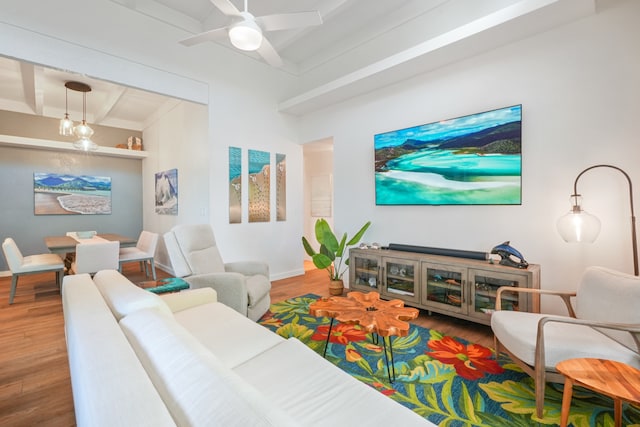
[93,86,126,124]
[19,62,44,116]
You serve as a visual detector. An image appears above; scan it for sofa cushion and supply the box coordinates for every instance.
[160,287,217,312]
[234,338,435,426]
[62,274,176,427]
[93,269,172,320]
[173,301,283,368]
[120,308,298,427]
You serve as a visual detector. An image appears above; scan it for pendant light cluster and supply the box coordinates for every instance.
[58,81,98,151]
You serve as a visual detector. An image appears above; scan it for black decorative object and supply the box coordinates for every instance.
[491,241,529,269]
[388,243,489,261]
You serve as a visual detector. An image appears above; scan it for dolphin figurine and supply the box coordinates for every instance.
[491,241,529,269]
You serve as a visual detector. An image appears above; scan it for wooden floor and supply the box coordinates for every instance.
[0,262,493,426]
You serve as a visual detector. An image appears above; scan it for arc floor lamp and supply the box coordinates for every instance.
[556,164,638,276]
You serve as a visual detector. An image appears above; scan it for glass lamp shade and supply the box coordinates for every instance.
[556,196,601,243]
[74,120,94,139]
[59,114,74,136]
[73,137,98,152]
[229,19,263,51]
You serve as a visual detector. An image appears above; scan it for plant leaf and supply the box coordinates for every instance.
[346,221,371,246]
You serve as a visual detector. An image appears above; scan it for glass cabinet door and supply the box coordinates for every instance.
[469,269,526,321]
[350,253,381,292]
[422,262,467,315]
[382,257,420,304]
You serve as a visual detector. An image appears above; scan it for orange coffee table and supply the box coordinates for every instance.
[309,291,419,381]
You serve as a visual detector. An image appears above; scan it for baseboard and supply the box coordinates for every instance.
[0,270,10,277]
[270,268,305,281]
[155,261,174,277]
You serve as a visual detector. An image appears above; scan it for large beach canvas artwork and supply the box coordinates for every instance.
[375,105,522,205]
[34,173,112,215]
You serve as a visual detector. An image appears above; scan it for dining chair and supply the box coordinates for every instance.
[63,231,98,267]
[2,237,65,304]
[70,241,120,275]
[118,231,159,280]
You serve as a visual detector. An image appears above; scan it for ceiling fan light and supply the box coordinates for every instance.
[229,20,262,51]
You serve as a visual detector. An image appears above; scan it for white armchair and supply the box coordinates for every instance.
[491,266,640,419]
[163,224,271,321]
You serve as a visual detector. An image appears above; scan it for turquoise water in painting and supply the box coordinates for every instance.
[376,149,521,205]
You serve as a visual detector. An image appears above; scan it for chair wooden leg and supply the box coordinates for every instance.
[9,274,19,304]
[149,259,156,281]
[535,370,546,418]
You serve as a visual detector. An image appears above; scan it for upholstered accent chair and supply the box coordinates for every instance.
[2,237,65,304]
[70,241,120,275]
[491,266,640,418]
[119,230,159,280]
[164,224,271,321]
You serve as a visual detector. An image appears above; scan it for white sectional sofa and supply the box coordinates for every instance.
[62,270,435,427]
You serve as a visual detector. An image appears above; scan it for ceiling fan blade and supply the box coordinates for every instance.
[179,27,228,47]
[209,0,241,17]
[256,11,322,32]
[256,37,283,68]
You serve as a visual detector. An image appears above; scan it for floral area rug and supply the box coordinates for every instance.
[258,294,640,427]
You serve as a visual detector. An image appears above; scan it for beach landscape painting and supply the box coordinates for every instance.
[375,105,522,205]
[34,173,112,215]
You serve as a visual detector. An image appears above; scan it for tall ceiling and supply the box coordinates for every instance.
[0,0,596,130]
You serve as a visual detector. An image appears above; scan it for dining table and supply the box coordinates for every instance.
[44,233,137,256]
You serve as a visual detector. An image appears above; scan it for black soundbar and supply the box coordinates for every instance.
[387,243,489,261]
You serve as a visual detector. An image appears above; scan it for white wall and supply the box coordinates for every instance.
[298,0,640,313]
[141,101,210,271]
[0,0,305,280]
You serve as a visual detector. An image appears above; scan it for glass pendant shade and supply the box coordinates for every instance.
[74,120,94,139]
[59,114,74,136]
[556,195,601,243]
[59,86,74,136]
[73,137,98,152]
[229,16,262,51]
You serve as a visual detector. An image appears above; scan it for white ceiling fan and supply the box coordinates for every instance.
[179,0,323,67]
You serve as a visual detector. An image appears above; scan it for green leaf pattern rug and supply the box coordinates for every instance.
[258,295,640,427]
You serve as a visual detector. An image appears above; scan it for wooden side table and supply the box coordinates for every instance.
[556,358,640,427]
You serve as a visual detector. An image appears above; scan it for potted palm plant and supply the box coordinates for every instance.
[302,218,371,295]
